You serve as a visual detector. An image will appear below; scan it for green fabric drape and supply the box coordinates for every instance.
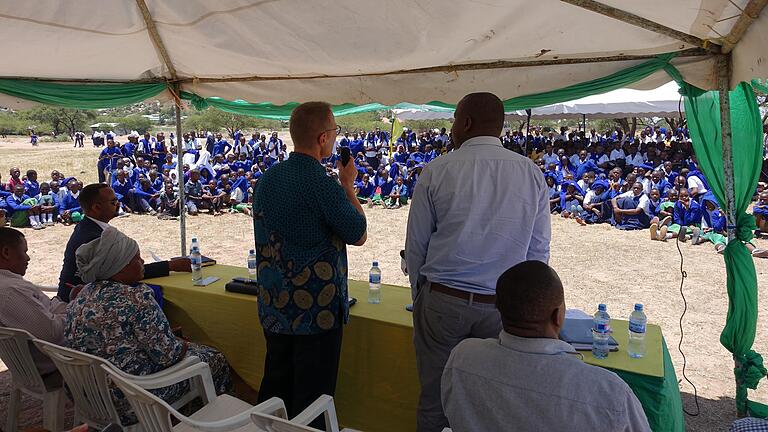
[0,79,167,109]
[180,53,678,119]
[681,81,765,414]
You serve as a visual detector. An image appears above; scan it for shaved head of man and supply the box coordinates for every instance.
[450,92,505,149]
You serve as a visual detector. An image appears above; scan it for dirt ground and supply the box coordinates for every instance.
[2,134,768,431]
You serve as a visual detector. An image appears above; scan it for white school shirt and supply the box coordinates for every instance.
[687,175,708,195]
[627,153,646,166]
[618,190,652,217]
[610,149,626,161]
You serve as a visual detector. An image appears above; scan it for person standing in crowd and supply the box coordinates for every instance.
[406,92,551,432]
[441,261,650,431]
[57,183,190,302]
[252,102,367,424]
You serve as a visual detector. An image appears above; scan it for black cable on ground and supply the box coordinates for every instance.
[676,233,701,416]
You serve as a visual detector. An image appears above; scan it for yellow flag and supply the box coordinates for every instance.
[390,114,403,156]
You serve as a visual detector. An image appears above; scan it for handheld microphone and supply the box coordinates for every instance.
[340,147,351,167]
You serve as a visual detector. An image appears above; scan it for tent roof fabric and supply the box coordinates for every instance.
[0,1,765,106]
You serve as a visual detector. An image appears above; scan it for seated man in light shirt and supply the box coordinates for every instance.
[442,260,650,432]
[0,227,79,376]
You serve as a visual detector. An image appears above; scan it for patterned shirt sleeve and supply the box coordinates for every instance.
[312,173,366,245]
[132,285,185,368]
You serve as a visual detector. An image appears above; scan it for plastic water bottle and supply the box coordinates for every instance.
[247,249,258,280]
[368,261,381,304]
[592,323,610,359]
[628,303,647,358]
[593,303,611,333]
[190,237,202,282]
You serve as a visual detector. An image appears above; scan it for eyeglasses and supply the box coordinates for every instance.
[322,125,342,136]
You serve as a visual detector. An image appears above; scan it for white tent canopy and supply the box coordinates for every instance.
[0,1,766,107]
[505,81,686,120]
[393,82,686,121]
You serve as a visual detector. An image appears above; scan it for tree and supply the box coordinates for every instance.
[0,113,25,137]
[183,108,281,137]
[116,115,153,135]
[21,106,95,136]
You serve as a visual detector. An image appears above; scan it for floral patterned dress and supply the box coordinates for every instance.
[65,280,231,424]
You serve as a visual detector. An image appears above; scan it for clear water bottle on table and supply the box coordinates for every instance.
[368,261,381,304]
[592,304,611,359]
[592,323,610,359]
[190,237,202,282]
[247,249,258,280]
[628,303,647,358]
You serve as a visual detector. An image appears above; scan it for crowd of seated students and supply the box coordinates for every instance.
[519,124,768,258]
[329,127,449,209]
[0,167,84,229]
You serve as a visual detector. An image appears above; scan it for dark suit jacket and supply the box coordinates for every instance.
[57,216,169,301]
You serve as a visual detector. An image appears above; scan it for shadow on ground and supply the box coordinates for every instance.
[681,391,739,431]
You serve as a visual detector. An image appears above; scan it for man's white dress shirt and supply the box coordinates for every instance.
[406,136,550,296]
[442,331,651,432]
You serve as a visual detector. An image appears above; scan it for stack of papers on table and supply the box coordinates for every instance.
[560,310,619,351]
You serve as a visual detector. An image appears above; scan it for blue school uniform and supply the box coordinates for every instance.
[358,180,375,198]
[701,193,726,232]
[673,200,702,226]
[23,180,40,198]
[754,204,768,218]
[650,180,672,197]
[162,162,177,171]
[138,138,153,155]
[5,194,32,215]
[112,180,133,202]
[35,192,59,213]
[122,141,136,157]
[100,147,122,170]
[393,151,409,164]
[213,139,232,156]
[378,178,395,197]
[151,177,164,192]
[349,139,365,156]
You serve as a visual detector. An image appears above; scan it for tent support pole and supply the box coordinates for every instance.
[717,53,743,416]
[582,114,586,132]
[524,109,532,156]
[175,103,186,257]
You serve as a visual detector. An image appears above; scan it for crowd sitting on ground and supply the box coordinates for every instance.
[516,125,768,258]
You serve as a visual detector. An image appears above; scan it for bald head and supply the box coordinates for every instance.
[496,260,565,338]
[451,92,504,148]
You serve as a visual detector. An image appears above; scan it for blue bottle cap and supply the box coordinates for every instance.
[249,249,255,254]
[372,261,379,267]
[634,303,643,311]
[598,303,607,311]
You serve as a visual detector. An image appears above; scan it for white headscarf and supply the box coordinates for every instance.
[76,226,139,283]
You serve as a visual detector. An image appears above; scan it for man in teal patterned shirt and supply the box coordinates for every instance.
[253,101,367,420]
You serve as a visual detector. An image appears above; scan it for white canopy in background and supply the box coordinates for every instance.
[0,0,765,107]
[394,82,685,121]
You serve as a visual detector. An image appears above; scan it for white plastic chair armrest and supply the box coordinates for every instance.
[111,356,201,381]
[133,362,213,396]
[172,397,287,432]
[291,395,338,432]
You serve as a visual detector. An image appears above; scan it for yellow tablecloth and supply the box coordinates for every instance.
[145,264,666,432]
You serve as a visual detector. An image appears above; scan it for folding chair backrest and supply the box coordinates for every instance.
[0,327,46,393]
[250,413,321,432]
[34,339,122,428]
[101,365,177,432]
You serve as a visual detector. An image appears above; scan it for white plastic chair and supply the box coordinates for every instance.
[34,339,217,431]
[0,327,67,432]
[102,364,287,432]
[250,395,356,432]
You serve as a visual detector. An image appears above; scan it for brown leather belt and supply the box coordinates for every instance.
[430,282,497,304]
